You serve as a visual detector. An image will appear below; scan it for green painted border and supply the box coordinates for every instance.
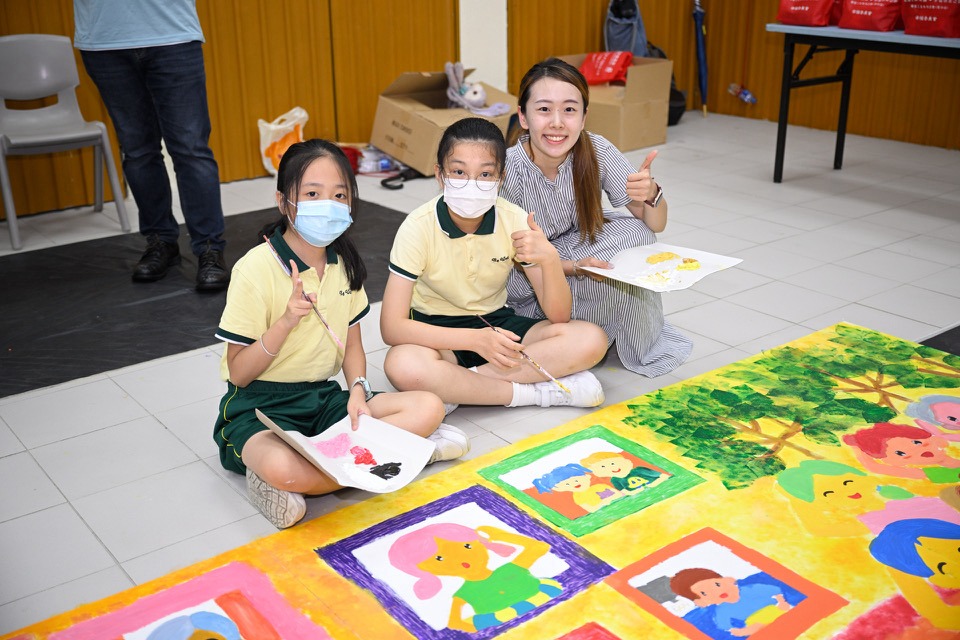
[478,425,705,537]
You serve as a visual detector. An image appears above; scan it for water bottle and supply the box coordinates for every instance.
[728,83,757,105]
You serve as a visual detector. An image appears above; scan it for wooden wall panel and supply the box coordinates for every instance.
[508,0,960,150]
[198,0,336,182]
[329,0,459,143]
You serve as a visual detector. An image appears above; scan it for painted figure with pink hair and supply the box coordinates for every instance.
[387,522,563,632]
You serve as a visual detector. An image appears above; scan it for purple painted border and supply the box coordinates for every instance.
[316,485,614,639]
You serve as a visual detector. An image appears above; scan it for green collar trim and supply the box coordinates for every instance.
[436,197,496,238]
[270,227,338,274]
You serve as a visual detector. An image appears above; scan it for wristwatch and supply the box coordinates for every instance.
[644,182,664,207]
[351,376,374,401]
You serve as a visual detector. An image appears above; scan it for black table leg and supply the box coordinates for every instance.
[834,49,857,170]
[774,37,795,183]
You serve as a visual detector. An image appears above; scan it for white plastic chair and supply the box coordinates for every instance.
[0,34,130,250]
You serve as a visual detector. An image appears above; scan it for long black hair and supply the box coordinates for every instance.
[258,139,367,290]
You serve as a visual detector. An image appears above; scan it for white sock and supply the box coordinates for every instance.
[507,381,537,407]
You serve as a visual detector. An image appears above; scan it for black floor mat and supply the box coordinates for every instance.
[921,323,960,359]
[0,200,404,398]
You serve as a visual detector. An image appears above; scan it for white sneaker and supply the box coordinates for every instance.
[428,423,471,463]
[443,402,459,416]
[246,467,306,529]
[534,371,604,408]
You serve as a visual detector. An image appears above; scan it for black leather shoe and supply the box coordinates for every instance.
[132,235,181,282]
[196,243,230,292]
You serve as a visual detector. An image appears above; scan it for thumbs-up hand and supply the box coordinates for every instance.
[626,149,659,204]
[511,211,558,266]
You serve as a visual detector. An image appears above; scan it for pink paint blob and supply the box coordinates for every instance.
[314,432,352,458]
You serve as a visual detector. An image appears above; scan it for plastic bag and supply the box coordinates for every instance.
[839,0,903,31]
[258,107,308,175]
[903,0,960,37]
[777,0,835,25]
[579,51,633,85]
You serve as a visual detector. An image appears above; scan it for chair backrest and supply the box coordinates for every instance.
[0,34,85,133]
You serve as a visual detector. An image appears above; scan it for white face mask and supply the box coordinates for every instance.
[443,177,499,219]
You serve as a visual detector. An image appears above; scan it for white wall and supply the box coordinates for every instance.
[458,0,508,91]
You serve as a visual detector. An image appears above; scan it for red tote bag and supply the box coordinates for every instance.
[903,0,960,37]
[778,0,835,25]
[839,0,904,31]
[579,51,633,85]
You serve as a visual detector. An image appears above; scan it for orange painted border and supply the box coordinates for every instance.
[605,528,849,640]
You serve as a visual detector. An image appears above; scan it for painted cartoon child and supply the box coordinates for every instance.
[387,523,563,632]
[870,518,960,630]
[580,451,667,492]
[776,460,912,537]
[842,422,960,482]
[906,394,960,441]
[532,463,623,513]
[669,568,792,638]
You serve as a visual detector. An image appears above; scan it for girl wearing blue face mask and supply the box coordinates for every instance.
[212,139,469,530]
[380,118,609,413]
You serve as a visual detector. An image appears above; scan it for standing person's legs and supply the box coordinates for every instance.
[81,48,182,281]
[141,41,229,291]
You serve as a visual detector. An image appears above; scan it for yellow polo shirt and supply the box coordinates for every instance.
[389,195,531,316]
[215,229,369,383]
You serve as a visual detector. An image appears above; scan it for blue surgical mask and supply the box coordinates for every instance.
[287,199,352,247]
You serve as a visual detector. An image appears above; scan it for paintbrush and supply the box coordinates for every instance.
[263,236,345,352]
[475,314,571,394]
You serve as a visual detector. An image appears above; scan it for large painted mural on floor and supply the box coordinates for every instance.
[5,323,959,639]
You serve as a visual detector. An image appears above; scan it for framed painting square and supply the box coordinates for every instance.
[478,425,704,536]
[47,562,330,639]
[605,528,848,640]
[316,485,614,639]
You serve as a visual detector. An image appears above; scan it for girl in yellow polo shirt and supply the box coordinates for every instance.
[213,140,468,529]
[380,118,609,412]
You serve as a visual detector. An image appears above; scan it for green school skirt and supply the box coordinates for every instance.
[411,306,541,369]
[214,379,351,474]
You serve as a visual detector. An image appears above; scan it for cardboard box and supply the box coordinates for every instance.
[560,53,673,152]
[369,70,517,177]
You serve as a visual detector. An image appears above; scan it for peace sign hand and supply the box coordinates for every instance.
[282,260,316,327]
[625,150,659,204]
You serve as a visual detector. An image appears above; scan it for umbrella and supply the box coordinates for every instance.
[693,0,708,116]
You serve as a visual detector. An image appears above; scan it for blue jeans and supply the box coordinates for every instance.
[81,41,225,255]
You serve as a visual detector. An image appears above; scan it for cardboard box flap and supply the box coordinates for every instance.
[623,57,673,103]
[381,68,476,96]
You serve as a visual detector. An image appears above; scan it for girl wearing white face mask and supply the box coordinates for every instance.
[212,139,469,530]
[380,118,609,413]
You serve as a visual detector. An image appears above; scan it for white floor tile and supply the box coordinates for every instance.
[0,504,115,604]
[0,420,24,458]
[0,566,133,637]
[783,263,893,302]
[110,350,226,414]
[661,288,714,314]
[688,267,771,298]
[737,324,825,357]
[155,395,224,460]
[32,416,197,500]
[72,461,257,562]
[763,229,874,262]
[122,515,276,585]
[0,378,148,449]
[732,244,823,279]
[669,300,795,347]
[727,281,847,323]
[883,235,960,267]
[915,267,960,298]
[837,248,950,283]
[858,285,960,329]
[664,228,756,256]
[802,304,939,343]
[711,217,803,244]
[0,452,65,522]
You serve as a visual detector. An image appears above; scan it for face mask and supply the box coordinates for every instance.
[443,178,499,219]
[287,199,352,247]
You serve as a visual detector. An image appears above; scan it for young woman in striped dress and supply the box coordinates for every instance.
[502,57,692,377]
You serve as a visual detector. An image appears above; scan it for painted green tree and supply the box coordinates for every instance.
[625,324,958,490]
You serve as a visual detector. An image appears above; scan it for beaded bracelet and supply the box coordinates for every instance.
[259,334,279,357]
[572,260,586,280]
